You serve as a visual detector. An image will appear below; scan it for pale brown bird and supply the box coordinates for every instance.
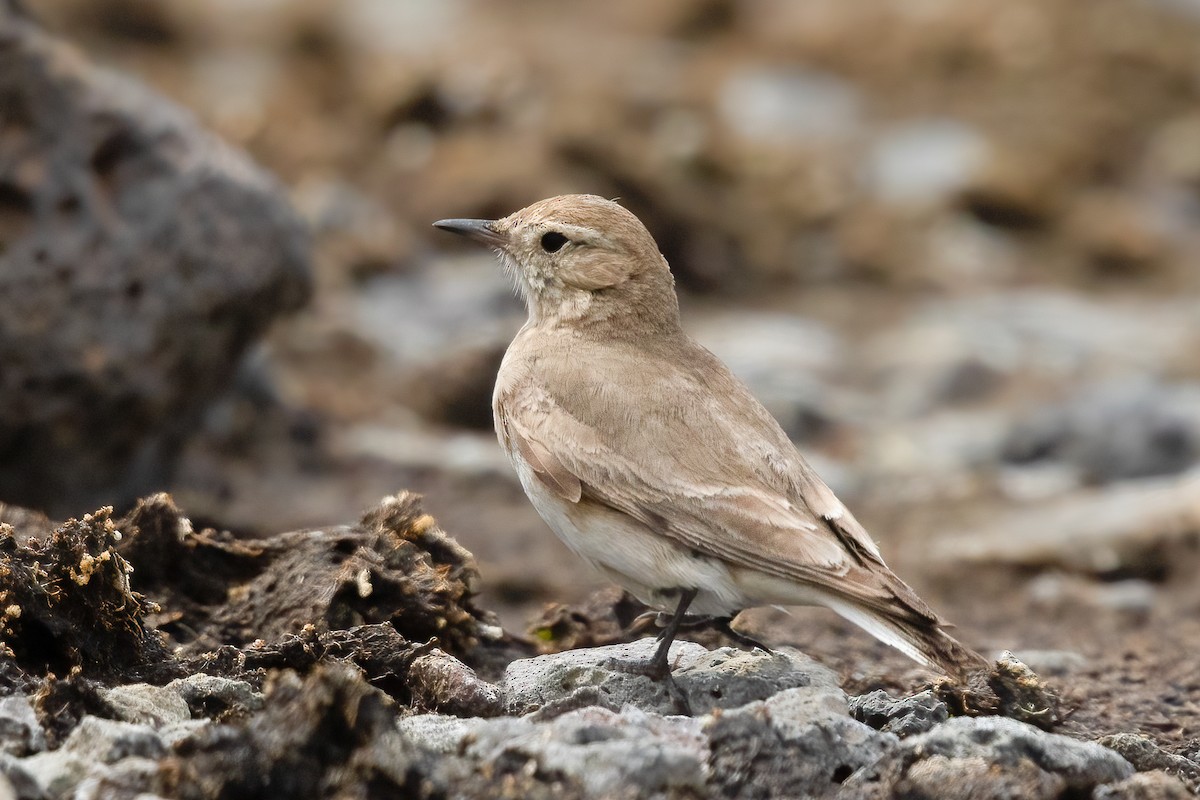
[434,195,985,678]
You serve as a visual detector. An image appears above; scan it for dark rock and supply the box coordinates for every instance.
[162,665,425,800]
[849,689,949,737]
[0,5,311,517]
[115,492,498,661]
[0,508,177,684]
[164,674,262,722]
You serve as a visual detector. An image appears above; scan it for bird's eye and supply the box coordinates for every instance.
[540,231,569,253]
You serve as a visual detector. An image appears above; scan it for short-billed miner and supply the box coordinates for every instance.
[434,195,985,678]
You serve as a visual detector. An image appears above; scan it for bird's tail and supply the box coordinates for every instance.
[824,596,989,678]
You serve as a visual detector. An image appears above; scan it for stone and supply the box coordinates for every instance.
[849,689,949,737]
[461,706,708,798]
[165,674,264,719]
[0,5,311,517]
[845,716,1134,797]
[0,696,44,757]
[1002,380,1200,484]
[99,684,191,727]
[1094,771,1194,799]
[708,686,896,798]
[933,469,1200,575]
[502,639,840,717]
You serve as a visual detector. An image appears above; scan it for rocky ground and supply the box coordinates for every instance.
[3,0,1200,797]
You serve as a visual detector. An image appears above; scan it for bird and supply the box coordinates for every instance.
[434,194,986,680]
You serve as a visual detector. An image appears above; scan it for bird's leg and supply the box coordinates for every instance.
[710,616,774,653]
[606,588,698,714]
[644,588,698,676]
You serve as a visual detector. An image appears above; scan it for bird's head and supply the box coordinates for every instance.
[435,194,679,332]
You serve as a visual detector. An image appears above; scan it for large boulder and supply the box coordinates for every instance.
[0,2,311,516]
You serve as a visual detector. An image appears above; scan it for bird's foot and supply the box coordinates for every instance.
[711,617,774,654]
[604,654,691,715]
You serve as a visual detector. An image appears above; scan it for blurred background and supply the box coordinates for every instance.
[3,0,1199,740]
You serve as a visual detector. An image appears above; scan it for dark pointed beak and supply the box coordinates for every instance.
[432,218,506,247]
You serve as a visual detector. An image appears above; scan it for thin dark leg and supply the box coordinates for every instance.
[645,588,698,676]
[711,617,773,653]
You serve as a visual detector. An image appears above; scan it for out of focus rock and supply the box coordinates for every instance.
[1099,734,1200,794]
[0,6,311,517]
[933,469,1200,576]
[1094,771,1193,799]
[1003,381,1200,484]
[865,119,988,205]
[0,697,44,757]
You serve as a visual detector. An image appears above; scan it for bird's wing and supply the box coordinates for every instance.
[495,338,940,623]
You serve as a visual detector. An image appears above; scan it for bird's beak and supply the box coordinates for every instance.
[432,218,506,247]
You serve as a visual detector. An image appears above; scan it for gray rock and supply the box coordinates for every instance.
[396,713,478,755]
[62,716,167,764]
[719,67,862,144]
[462,706,708,798]
[99,684,190,727]
[0,754,40,800]
[708,686,896,798]
[71,756,164,800]
[165,673,264,719]
[20,717,166,797]
[0,696,44,757]
[849,689,949,737]
[503,639,839,717]
[1099,733,1200,794]
[1094,770,1193,799]
[845,716,1134,797]
[1003,380,1200,483]
[865,119,987,204]
[0,5,311,516]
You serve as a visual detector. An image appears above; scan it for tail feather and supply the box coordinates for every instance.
[824,597,988,677]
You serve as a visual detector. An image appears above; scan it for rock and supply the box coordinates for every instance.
[0,507,174,683]
[1098,734,1200,794]
[1094,770,1194,799]
[70,756,165,800]
[460,707,708,798]
[1002,380,1200,484]
[865,119,988,205]
[933,469,1200,576]
[116,492,496,659]
[849,689,949,737]
[19,716,165,797]
[0,755,39,800]
[503,639,840,717]
[708,686,896,798]
[99,684,190,727]
[844,716,1134,797]
[165,674,263,720]
[718,66,862,146]
[0,697,44,757]
[0,5,311,517]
